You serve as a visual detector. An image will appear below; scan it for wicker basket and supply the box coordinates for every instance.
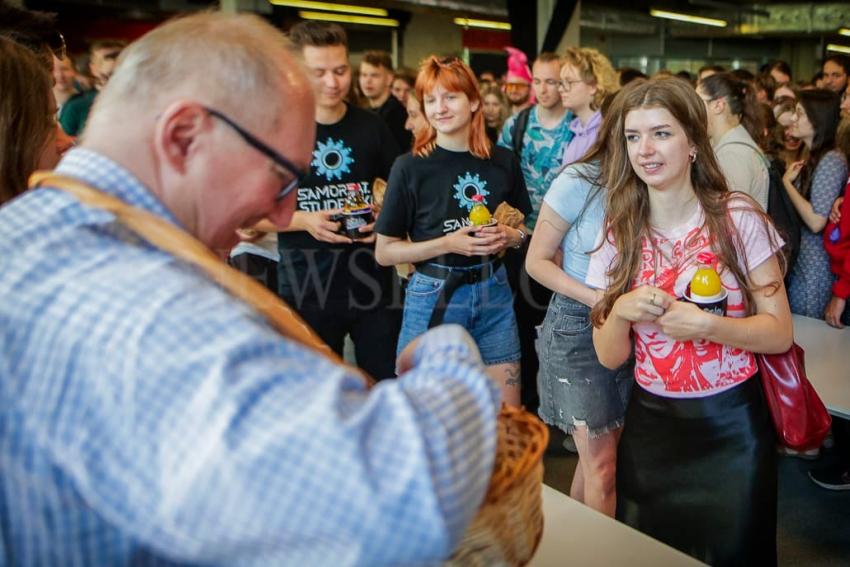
[447,406,549,566]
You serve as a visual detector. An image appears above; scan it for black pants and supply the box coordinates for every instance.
[228,253,278,294]
[503,246,552,412]
[291,299,401,381]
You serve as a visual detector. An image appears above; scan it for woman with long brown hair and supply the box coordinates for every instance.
[0,36,59,205]
[782,89,847,319]
[586,78,791,565]
[375,55,531,405]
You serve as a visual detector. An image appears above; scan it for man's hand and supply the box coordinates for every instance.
[357,221,377,244]
[301,209,352,244]
[824,296,847,329]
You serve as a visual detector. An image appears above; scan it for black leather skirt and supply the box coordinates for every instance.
[616,376,777,566]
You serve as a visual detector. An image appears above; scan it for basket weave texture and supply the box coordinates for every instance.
[447,406,549,566]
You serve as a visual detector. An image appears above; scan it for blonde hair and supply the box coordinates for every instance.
[91,12,297,134]
[562,47,619,111]
[479,82,509,130]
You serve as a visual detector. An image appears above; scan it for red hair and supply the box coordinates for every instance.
[413,55,491,159]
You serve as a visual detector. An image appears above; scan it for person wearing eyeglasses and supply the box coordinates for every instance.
[269,21,402,381]
[558,47,619,167]
[504,47,534,115]
[0,13,503,565]
[59,39,126,137]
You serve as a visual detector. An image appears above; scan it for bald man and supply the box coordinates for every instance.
[0,12,499,565]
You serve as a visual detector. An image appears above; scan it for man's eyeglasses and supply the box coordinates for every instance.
[205,107,307,201]
[558,79,584,92]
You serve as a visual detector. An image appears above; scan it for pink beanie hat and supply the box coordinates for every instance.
[504,47,532,84]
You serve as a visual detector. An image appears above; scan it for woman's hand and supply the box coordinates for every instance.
[444,225,502,256]
[824,296,847,329]
[829,197,844,224]
[474,222,518,253]
[783,160,805,186]
[611,285,673,323]
[657,301,712,341]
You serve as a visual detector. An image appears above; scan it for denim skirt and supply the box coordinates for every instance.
[535,293,633,437]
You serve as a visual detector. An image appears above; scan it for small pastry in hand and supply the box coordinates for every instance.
[493,202,525,229]
[371,178,387,214]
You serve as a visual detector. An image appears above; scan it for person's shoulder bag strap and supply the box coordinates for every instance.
[511,106,533,160]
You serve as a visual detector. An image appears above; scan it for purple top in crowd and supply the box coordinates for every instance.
[561,110,602,166]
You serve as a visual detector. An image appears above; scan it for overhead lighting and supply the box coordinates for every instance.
[270,0,387,16]
[839,28,850,37]
[827,43,850,55]
[453,17,511,31]
[298,10,399,27]
[649,9,727,28]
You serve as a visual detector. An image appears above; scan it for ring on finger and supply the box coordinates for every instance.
[650,292,657,307]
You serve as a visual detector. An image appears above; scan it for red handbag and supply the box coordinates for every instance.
[757,343,832,451]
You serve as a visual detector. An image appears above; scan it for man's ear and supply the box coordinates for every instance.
[155,102,208,174]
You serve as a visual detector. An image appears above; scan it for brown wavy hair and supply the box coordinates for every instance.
[0,37,54,205]
[591,78,784,326]
[413,55,491,159]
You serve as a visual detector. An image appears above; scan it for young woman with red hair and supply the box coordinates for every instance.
[375,55,531,405]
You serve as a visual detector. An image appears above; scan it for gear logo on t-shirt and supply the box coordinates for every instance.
[452,172,490,211]
[312,138,354,181]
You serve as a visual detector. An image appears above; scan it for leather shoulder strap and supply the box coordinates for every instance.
[29,171,358,376]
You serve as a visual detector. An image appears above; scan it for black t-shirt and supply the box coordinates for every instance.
[278,105,400,305]
[375,145,532,267]
[373,95,412,153]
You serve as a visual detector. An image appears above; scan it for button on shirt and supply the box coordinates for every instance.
[561,111,602,167]
[0,148,500,566]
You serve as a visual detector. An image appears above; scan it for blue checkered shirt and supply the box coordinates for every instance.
[0,149,500,566]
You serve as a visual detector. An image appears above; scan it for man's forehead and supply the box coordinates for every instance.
[302,45,348,68]
[361,62,388,73]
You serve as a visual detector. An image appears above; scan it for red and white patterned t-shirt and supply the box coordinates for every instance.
[586,199,783,398]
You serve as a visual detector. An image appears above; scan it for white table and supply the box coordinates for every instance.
[792,314,850,420]
[531,485,704,566]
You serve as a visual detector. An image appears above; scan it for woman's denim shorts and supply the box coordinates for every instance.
[397,263,521,366]
[536,293,633,438]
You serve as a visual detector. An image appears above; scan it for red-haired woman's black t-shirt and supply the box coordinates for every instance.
[375,145,531,267]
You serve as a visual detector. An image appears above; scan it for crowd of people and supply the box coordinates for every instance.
[1,1,849,564]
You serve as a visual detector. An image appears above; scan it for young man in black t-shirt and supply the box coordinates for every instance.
[359,50,412,153]
[275,22,401,380]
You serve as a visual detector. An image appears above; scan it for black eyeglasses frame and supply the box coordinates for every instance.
[204,107,307,201]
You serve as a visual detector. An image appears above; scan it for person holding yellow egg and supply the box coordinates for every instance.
[375,56,531,405]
